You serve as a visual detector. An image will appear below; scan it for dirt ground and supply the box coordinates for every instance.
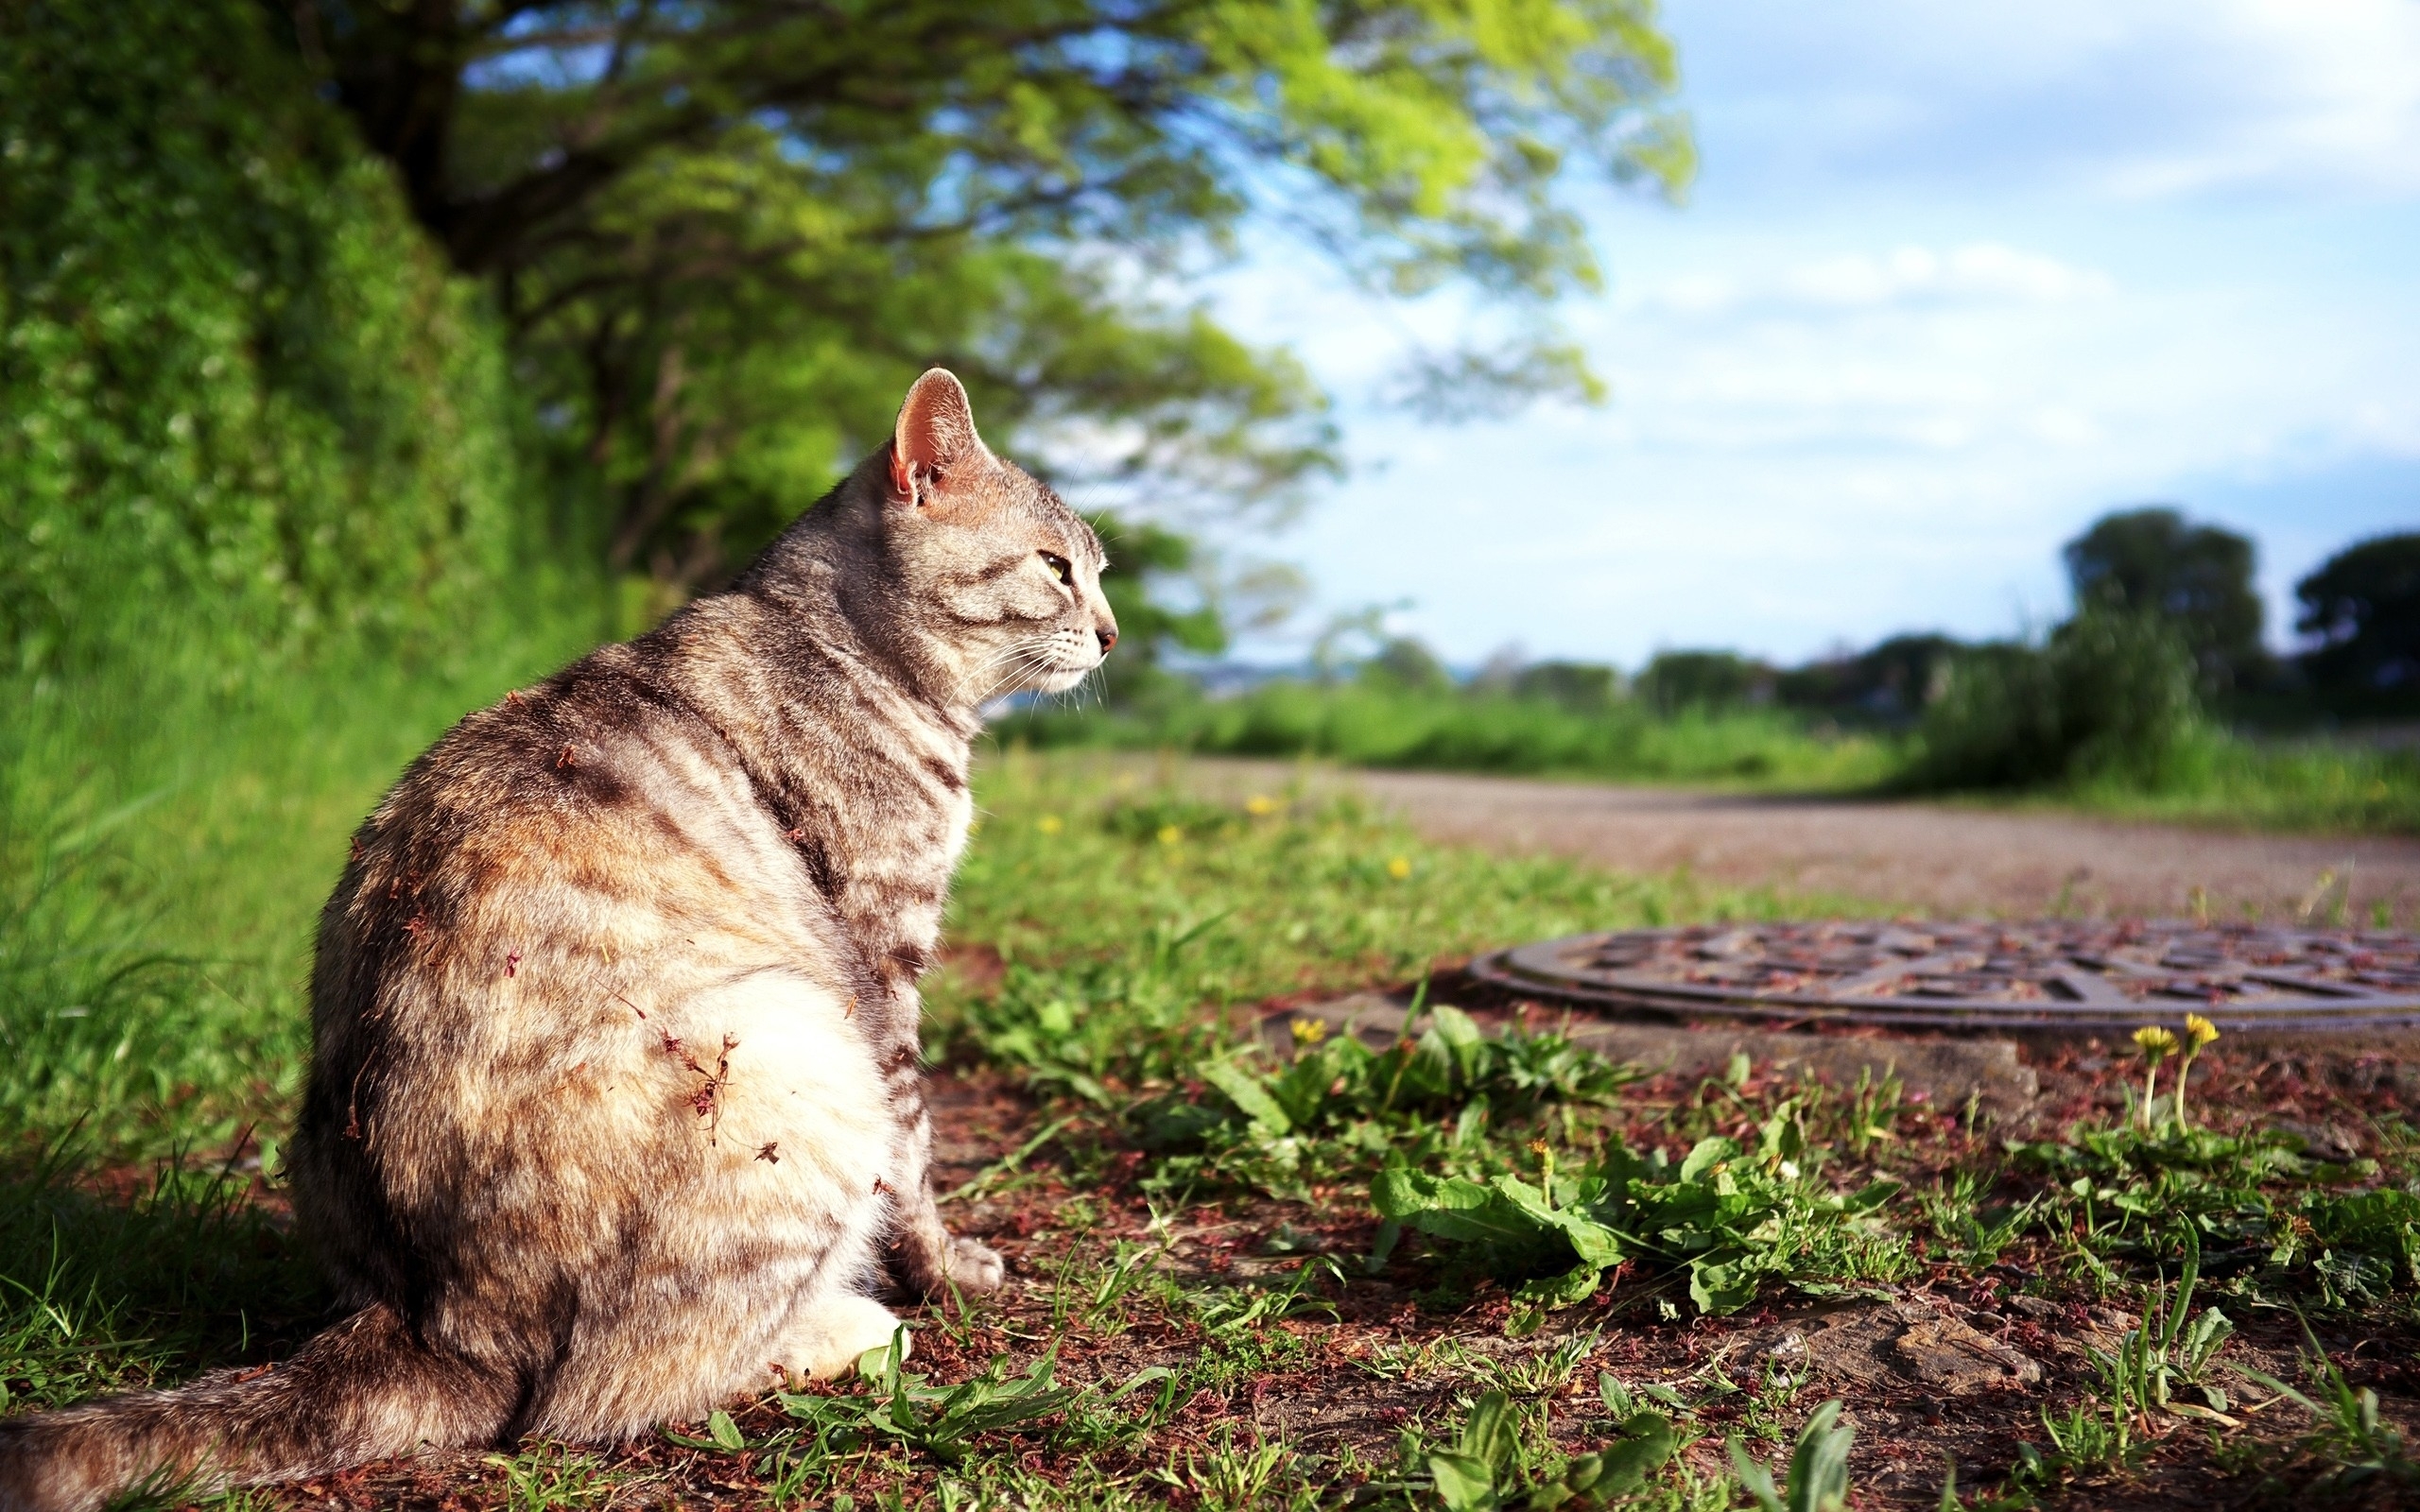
[1161,757,2420,921]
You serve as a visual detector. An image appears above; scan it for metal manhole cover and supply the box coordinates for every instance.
[1467,920,2420,1033]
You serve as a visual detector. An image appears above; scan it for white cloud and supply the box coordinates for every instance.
[1670,0,2420,202]
[1645,244,2116,316]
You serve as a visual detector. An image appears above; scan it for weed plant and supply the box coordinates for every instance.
[1137,998,1639,1201]
[1372,1097,1910,1316]
[2008,1119,2420,1306]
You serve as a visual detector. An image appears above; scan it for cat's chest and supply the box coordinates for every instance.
[817,761,971,954]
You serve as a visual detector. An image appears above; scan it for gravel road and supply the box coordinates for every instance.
[1166,758,2420,920]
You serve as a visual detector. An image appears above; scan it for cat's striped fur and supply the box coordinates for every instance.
[0,370,1117,1511]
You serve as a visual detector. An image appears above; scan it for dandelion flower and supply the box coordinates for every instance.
[1289,1017,1328,1047]
[2132,1024,2179,1058]
[1244,794,1279,816]
[1157,824,1183,846]
[1386,855,1412,880]
[2132,1024,2179,1132]
[1036,814,1063,835]
[2174,1013,2221,1131]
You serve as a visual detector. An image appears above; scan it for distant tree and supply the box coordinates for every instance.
[2295,532,2420,714]
[2062,507,2265,694]
[1774,634,1960,724]
[1635,650,1771,714]
[1361,637,1455,694]
[1513,661,1620,711]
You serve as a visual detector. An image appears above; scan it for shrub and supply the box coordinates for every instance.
[1906,610,2203,792]
[0,0,532,679]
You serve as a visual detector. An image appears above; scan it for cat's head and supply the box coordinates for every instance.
[877,369,1118,704]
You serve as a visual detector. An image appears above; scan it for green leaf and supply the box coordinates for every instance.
[1490,1174,1625,1268]
[1457,1390,1517,1470]
[1728,1435,1785,1512]
[1783,1400,1854,1512]
[1200,1057,1292,1134]
[1841,1178,1903,1212]
[1515,1262,1607,1309]
[1596,1411,1677,1493]
[1428,1450,1500,1511]
[706,1408,744,1452]
[1679,1137,1737,1183]
[1689,1257,1756,1316]
[1426,1003,1489,1082]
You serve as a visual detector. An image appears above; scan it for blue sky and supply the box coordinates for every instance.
[1201,0,2420,669]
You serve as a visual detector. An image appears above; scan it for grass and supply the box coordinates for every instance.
[6,666,2420,1508]
[1005,684,1898,791]
[1004,680,2420,836]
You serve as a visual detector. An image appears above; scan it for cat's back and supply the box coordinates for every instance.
[327,634,828,993]
[300,630,864,1156]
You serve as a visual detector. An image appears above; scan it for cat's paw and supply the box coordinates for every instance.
[945,1234,1006,1293]
[775,1293,904,1387]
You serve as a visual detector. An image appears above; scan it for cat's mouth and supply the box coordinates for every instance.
[1028,654,1101,694]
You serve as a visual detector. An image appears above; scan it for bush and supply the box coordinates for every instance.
[1906,610,2204,792]
[0,0,533,679]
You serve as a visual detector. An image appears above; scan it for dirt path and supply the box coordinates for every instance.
[1165,757,2420,920]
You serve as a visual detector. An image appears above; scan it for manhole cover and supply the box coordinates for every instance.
[1467,920,2420,1032]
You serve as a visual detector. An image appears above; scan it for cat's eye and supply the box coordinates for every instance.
[1039,551,1073,587]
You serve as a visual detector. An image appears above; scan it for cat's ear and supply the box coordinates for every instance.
[890,368,988,504]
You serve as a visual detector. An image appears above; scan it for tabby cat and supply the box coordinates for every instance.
[0,369,1117,1511]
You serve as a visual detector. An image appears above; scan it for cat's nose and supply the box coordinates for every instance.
[1096,625,1118,654]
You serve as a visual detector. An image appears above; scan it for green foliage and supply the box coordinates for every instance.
[298,0,1690,588]
[1772,635,1959,727]
[1635,651,1772,715]
[1419,1388,1675,1511]
[2063,507,2267,695]
[1371,1106,1909,1315]
[1005,681,1895,789]
[2008,1120,2420,1307]
[1727,1400,1853,1512]
[2295,531,2420,716]
[0,0,534,679]
[761,1340,1135,1468]
[940,758,1832,1105]
[2082,1232,2236,1450]
[0,1140,320,1414]
[2238,1316,2420,1492]
[1136,1001,1639,1198]
[1904,610,2204,793]
[0,587,594,1152]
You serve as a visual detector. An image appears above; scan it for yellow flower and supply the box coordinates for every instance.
[1289,1017,1329,1046]
[2133,1024,2180,1059]
[2185,1013,2219,1050]
[1036,814,1063,835]
[1244,794,1279,816]
[1386,855,1412,880]
[1156,824,1183,846]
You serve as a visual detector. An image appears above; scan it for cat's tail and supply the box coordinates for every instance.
[0,1303,514,1512]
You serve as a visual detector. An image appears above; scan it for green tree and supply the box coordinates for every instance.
[1512,661,1619,710]
[1773,634,1959,725]
[2062,507,2266,694]
[288,0,1693,588]
[1636,650,1771,714]
[2296,532,2420,715]
[1907,610,2201,792]
[1361,636,1455,693]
